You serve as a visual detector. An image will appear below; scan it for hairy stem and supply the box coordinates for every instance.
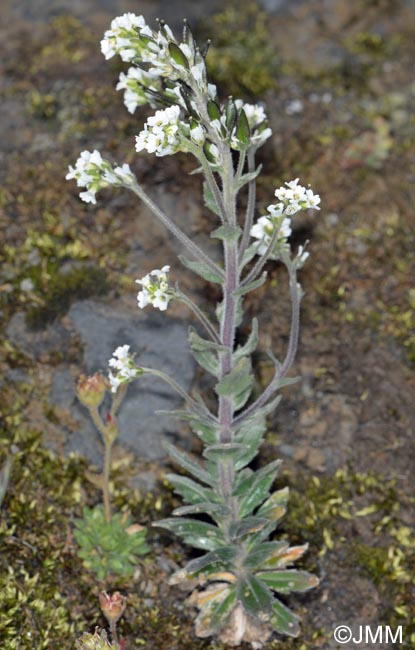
[240,222,280,287]
[130,183,224,280]
[234,261,300,425]
[238,148,256,259]
[102,438,113,524]
[174,290,221,343]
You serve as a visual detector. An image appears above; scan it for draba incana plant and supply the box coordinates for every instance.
[66,13,321,647]
[74,370,148,580]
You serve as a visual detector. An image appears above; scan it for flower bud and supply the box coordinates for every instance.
[77,373,107,408]
[76,627,112,649]
[99,591,127,625]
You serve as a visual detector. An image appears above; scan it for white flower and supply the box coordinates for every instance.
[136,265,171,311]
[108,344,140,392]
[66,150,135,203]
[296,245,310,267]
[101,13,148,61]
[272,179,321,215]
[135,106,184,157]
[116,67,161,113]
[250,216,292,256]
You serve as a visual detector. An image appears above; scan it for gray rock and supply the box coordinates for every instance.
[6,311,71,360]
[62,300,196,461]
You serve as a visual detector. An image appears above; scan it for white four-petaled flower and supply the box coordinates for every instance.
[136,266,171,311]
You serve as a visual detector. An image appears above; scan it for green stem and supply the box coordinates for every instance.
[174,290,221,343]
[103,438,113,524]
[110,620,119,648]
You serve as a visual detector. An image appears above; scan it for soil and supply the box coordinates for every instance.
[0,1,414,649]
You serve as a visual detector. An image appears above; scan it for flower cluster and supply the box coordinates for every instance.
[250,215,292,256]
[108,345,141,393]
[136,266,171,311]
[250,179,320,258]
[134,106,205,157]
[272,178,321,215]
[101,13,208,93]
[66,151,135,204]
[116,67,162,113]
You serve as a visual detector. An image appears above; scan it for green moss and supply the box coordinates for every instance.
[198,1,278,99]
[25,265,109,328]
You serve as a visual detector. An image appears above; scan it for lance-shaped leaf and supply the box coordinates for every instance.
[229,516,268,541]
[233,410,270,471]
[244,541,289,570]
[225,97,237,131]
[194,584,237,638]
[234,459,282,518]
[237,574,273,617]
[184,546,238,578]
[260,544,309,570]
[256,570,319,594]
[257,486,290,523]
[166,473,219,505]
[179,254,224,284]
[235,108,251,146]
[233,318,259,364]
[211,224,242,243]
[160,409,219,444]
[215,357,254,410]
[203,442,248,462]
[203,181,222,217]
[234,273,267,297]
[237,164,262,189]
[188,329,226,377]
[164,442,214,486]
[168,42,190,69]
[207,99,222,122]
[173,502,230,519]
[155,517,226,551]
[269,599,301,637]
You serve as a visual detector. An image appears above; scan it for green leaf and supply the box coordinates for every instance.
[215,357,254,409]
[229,516,268,540]
[164,442,214,486]
[203,442,248,462]
[234,459,282,517]
[244,541,289,570]
[188,329,225,377]
[269,599,300,637]
[179,254,223,284]
[166,473,218,505]
[240,242,261,268]
[237,165,262,189]
[185,546,238,577]
[257,487,290,523]
[259,544,309,570]
[203,181,221,217]
[257,570,319,593]
[210,224,242,242]
[173,502,229,518]
[207,100,222,121]
[194,585,236,637]
[155,517,226,551]
[235,108,250,146]
[225,97,237,131]
[238,575,273,616]
[233,273,267,297]
[168,42,190,68]
[233,318,259,364]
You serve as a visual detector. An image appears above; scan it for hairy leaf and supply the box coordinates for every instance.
[194,585,237,637]
[173,502,229,518]
[244,541,289,570]
[211,224,242,242]
[185,546,238,578]
[155,517,226,551]
[229,516,268,540]
[203,181,222,217]
[179,254,223,284]
[269,599,300,637]
[203,442,248,462]
[237,574,273,617]
[233,318,259,364]
[257,486,289,522]
[166,474,219,505]
[234,459,282,517]
[164,442,213,486]
[215,357,254,410]
[189,329,221,376]
[257,570,319,593]
[260,544,309,570]
[233,273,267,297]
